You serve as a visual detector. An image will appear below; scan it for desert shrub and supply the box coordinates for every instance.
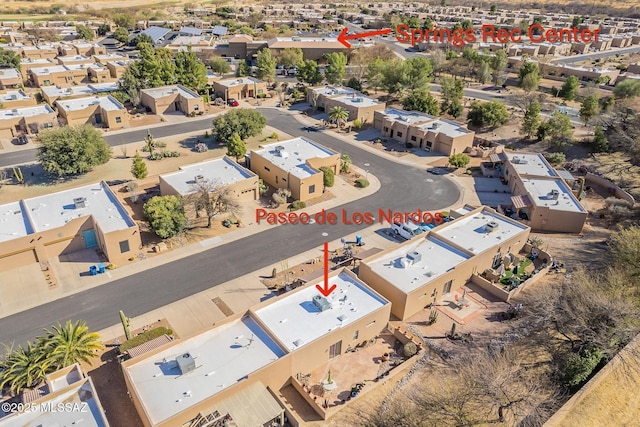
[290,200,306,210]
[194,142,208,153]
[604,197,632,209]
[272,188,291,206]
[148,152,164,161]
[119,327,173,352]
[257,93,267,98]
[544,152,566,165]
[355,179,369,188]
[403,341,418,358]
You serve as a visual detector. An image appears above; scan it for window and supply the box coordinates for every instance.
[282,178,286,182]
[119,240,130,253]
[275,176,278,184]
[329,340,342,358]
[115,117,122,123]
[264,166,270,172]
[366,320,376,327]
[44,122,53,128]
[384,127,389,132]
[258,89,263,94]
[194,104,199,111]
[309,184,315,194]
[443,280,453,294]
[410,135,416,141]
[492,253,502,269]
[397,131,403,137]
[353,330,359,340]
[43,80,51,86]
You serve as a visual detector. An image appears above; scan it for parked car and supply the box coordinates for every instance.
[390,221,424,240]
[227,98,239,107]
[15,135,29,145]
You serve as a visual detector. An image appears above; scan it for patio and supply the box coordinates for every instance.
[435,287,487,325]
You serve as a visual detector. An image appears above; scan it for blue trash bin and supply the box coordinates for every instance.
[89,265,97,276]
[356,235,362,246]
[98,263,105,274]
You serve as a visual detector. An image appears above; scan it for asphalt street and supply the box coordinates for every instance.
[0,108,460,347]
[551,46,640,64]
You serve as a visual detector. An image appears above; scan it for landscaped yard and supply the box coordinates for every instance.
[499,257,533,288]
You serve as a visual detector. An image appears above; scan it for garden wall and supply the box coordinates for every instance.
[585,172,635,206]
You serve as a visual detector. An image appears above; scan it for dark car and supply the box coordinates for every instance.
[227,98,239,107]
[15,135,29,145]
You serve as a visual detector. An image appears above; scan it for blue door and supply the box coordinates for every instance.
[83,229,98,248]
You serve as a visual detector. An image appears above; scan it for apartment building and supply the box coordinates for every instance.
[55,95,129,129]
[267,36,348,61]
[139,85,204,116]
[105,59,133,79]
[40,82,119,104]
[20,44,59,60]
[374,108,475,155]
[0,68,22,89]
[0,104,57,138]
[28,64,89,87]
[160,157,259,201]
[122,269,391,427]
[0,364,109,427]
[19,58,56,79]
[248,137,340,202]
[211,76,268,100]
[0,89,37,108]
[359,206,531,320]
[56,55,94,66]
[307,86,385,123]
[0,181,140,273]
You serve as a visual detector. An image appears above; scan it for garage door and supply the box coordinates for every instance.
[0,249,38,272]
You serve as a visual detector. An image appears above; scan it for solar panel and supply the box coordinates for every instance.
[142,26,171,43]
[212,26,228,36]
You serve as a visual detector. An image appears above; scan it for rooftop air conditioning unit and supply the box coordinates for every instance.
[73,197,86,209]
[407,251,422,263]
[312,294,332,312]
[485,221,500,233]
[550,189,559,200]
[432,123,439,129]
[512,157,520,164]
[194,174,204,182]
[176,353,195,375]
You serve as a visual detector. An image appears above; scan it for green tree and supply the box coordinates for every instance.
[520,100,542,139]
[402,89,439,115]
[119,43,176,99]
[467,100,510,128]
[490,4,497,14]
[571,16,583,30]
[187,179,242,228]
[559,75,580,101]
[131,151,148,179]
[114,13,136,30]
[209,57,231,74]
[0,47,20,68]
[448,153,471,168]
[212,108,267,142]
[402,57,433,91]
[97,23,110,37]
[175,47,207,90]
[476,61,492,85]
[340,154,352,173]
[563,346,604,388]
[328,106,349,128]
[37,125,112,177]
[613,79,640,99]
[579,95,599,125]
[39,320,102,369]
[591,125,608,152]
[320,166,335,187]
[490,50,508,86]
[440,76,464,117]
[297,59,323,85]
[601,95,615,112]
[113,27,130,44]
[75,24,94,41]
[323,52,348,85]
[366,58,388,93]
[236,60,251,77]
[0,342,52,394]
[226,132,247,162]
[379,60,407,96]
[256,48,276,83]
[608,226,640,276]
[278,47,303,68]
[518,62,541,92]
[345,76,362,91]
[143,195,186,238]
[542,112,574,147]
[133,33,154,47]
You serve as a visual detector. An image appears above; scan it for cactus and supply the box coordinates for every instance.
[428,308,439,325]
[271,267,277,278]
[119,310,131,341]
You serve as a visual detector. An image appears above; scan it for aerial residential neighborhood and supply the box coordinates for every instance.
[0,1,639,426]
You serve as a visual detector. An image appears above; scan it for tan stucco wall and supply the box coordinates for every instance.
[140,92,204,116]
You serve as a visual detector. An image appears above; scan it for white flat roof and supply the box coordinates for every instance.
[23,182,135,233]
[215,77,261,87]
[312,86,357,97]
[521,178,586,213]
[0,201,31,243]
[254,271,388,352]
[21,58,55,65]
[434,210,529,255]
[0,378,108,427]
[58,55,92,62]
[30,65,68,75]
[161,157,256,196]
[253,137,336,179]
[416,118,471,137]
[42,82,119,99]
[0,90,30,102]
[506,153,558,177]
[56,95,124,112]
[0,68,20,79]
[141,84,199,99]
[367,236,471,293]
[0,104,54,119]
[126,316,285,425]
[93,53,129,62]
[380,108,434,125]
[331,93,382,108]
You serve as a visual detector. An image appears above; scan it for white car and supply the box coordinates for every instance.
[390,221,424,240]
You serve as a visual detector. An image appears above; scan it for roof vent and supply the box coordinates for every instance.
[312,294,332,312]
[194,174,204,182]
[73,197,86,209]
[485,221,499,233]
[407,251,422,263]
[176,353,196,375]
[550,189,559,200]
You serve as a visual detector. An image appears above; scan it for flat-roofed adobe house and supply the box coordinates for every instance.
[0,89,37,108]
[211,77,268,101]
[248,137,340,202]
[374,108,475,155]
[55,95,129,129]
[139,84,204,116]
[307,85,385,123]
[0,181,140,273]
[122,268,390,426]
[0,68,22,89]
[159,157,259,201]
[0,104,57,138]
[41,82,119,104]
[359,206,531,320]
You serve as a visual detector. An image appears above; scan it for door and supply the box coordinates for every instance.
[329,340,342,359]
[94,114,102,124]
[443,280,452,294]
[390,129,394,138]
[83,229,98,249]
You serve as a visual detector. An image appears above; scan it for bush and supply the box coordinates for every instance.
[257,93,267,99]
[355,179,369,188]
[290,200,306,210]
[352,119,364,130]
[162,151,180,158]
[271,132,279,140]
[320,166,335,187]
[148,152,164,161]
[194,142,208,153]
[119,327,173,352]
[141,141,166,152]
[544,152,566,165]
[563,346,604,388]
[403,341,418,358]
[448,153,471,168]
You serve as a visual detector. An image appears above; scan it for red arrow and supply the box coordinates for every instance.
[316,241,337,297]
[337,27,392,48]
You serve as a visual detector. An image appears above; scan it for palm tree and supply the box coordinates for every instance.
[328,106,350,129]
[40,320,103,369]
[0,342,53,394]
